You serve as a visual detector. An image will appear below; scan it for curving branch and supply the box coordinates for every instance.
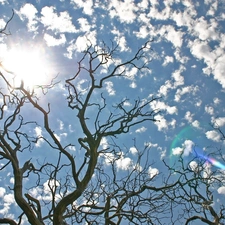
[0,9,14,35]
[0,218,17,225]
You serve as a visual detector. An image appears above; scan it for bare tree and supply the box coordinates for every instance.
[1,14,225,225]
[0,17,178,224]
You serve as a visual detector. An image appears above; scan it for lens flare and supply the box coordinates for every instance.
[0,45,53,90]
[170,124,225,170]
[198,154,225,170]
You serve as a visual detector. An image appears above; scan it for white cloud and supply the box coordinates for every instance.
[155,116,167,131]
[41,6,77,33]
[133,163,142,172]
[154,115,175,131]
[43,179,60,194]
[77,79,88,92]
[214,55,225,88]
[150,100,177,115]
[174,85,198,102]
[0,205,9,215]
[205,105,214,115]
[172,147,183,155]
[193,17,218,41]
[64,40,76,59]
[159,147,166,160]
[3,193,14,204]
[206,1,218,16]
[133,25,149,39]
[44,33,66,47]
[123,100,132,107]
[158,80,172,96]
[195,100,202,107]
[0,0,7,5]
[172,140,194,156]
[170,118,176,129]
[129,147,138,154]
[0,192,15,215]
[202,162,212,179]
[0,187,6,198]
[164,25,183,48]
[144,141,158,148]
[105,81,115,96]
[189,39,215,65]
[18,3,38,31]
[188,38,225,88]
[68,145,76,151]
[116,156,132,170]
[218,186,225,195]
[111,27,130,52]
[213,97,220,105]
[192,120,200,128]
[172,68,185,87]
[28,180,61,202]
[34,127,44,147]
[137,0,149,10]
[171,6,196,28]
[158,66,185,97]
[109,0,137,23]
[204,0,213,5]
[102,152,115,165]
[126,67,138,80]
[189,161,199,172]
[205,130,221,142]
[77,18,91,32]
[183,140,194,156]
[118,36,129,52]
[129,81,137,88]
[29,188,39,199]
[100,137,109,150]
[162,55,174,66]
[174,48,189,64]
[135,126,147,133]
[10,177,14,184]
[148,167,159,178]
[167,106,178,115]
[148,2,171,20]
[58,120,64,130]
[174,87,190,102]
[72,30,97,52]
[71,0,94,15]
[213,117,225,127]
[59,132,67,139]
[0,18,5,29]
[184,111,194,123]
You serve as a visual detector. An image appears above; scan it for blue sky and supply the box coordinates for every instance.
[0,0,225,224]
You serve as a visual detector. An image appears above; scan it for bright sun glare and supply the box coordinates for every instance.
[1,47,51,89]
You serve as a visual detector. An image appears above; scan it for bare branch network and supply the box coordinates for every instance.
[0,14,225,225]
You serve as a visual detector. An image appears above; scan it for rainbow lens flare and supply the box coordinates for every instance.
[170,124,225,170]
[199,154,225,170]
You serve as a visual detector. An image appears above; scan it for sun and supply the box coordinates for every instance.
[1,46,52,89]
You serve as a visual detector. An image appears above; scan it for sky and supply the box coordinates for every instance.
[0,0,225,224]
